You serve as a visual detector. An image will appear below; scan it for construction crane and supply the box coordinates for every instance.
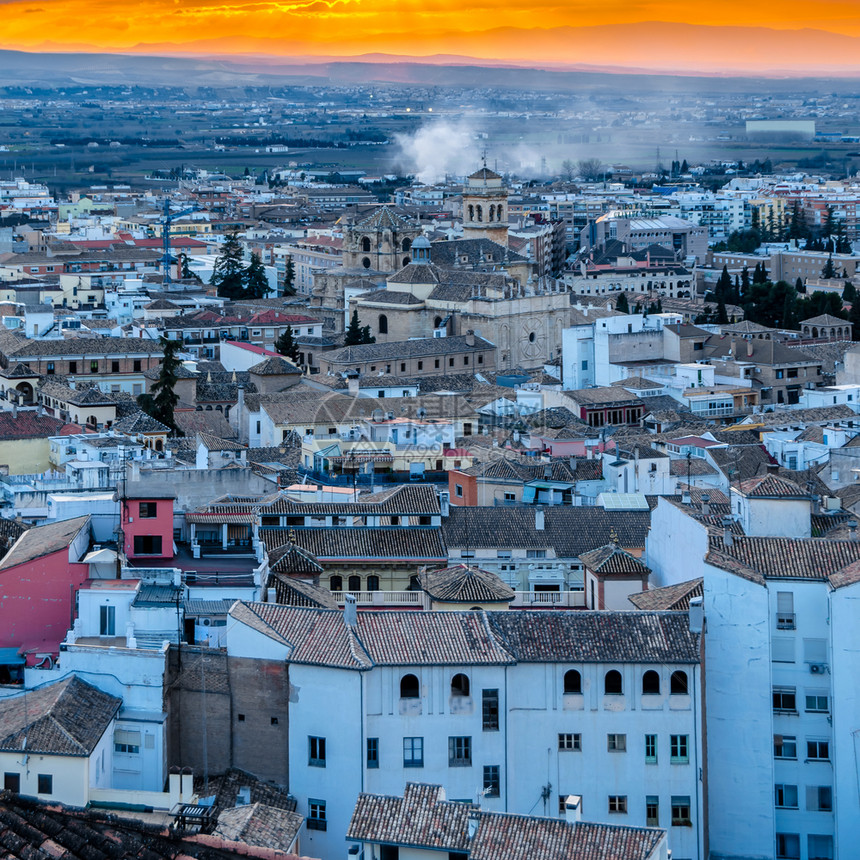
[158,197,198,286]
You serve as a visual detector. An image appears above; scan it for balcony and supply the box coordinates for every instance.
[328,589,586,609]
[776,613,796,630]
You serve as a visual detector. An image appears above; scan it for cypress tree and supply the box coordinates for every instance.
[210,232,246,299]
[616,293,630,313]
[137,336,182,432]
[275,326,301,363]
[344,310,365,345]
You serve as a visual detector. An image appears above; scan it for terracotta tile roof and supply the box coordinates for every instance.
[269,573,338,609]
[214,803,303,853]
[325,335,494,365]
[248,356,302,376]
[261,484,440,516]
[736,473,809,498]
[488,611,700,664]
[229,604,513,669]
[262,527,446,562]
[441,507,651,557]
[669,458,717,477]
[420,564,515,603]
[269,543,325,576]
[112,412,171,435]
[0,515,89,571]
[629,578,704,611]
[0,676,120,756]
[199,766,297,816]
[0,411,63,440]
[708,534,860,583]
[347,783,666,860]
[579,543,651,576]
[0,789,309,860]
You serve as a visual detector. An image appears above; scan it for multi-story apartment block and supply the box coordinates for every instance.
[226,603,704,860]
[647,474,860,860]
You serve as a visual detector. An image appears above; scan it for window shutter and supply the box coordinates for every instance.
[803,638,827,663]
[114,730,141,746]
[771,638,795,663]
[777,592,793,613]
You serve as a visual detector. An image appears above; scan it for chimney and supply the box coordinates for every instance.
[535,507,545,531]
[344,593,357,627]
[747,338,754,358]
[701,492,711,516]
[130,460,140,482]
[11,402,16,418]
[730,337,737,357]
[849,521,857,542]
[267,587,277,603]
[564,795,583,825]
[681,487,691,505]
[688,595,704,634]
[723,525,734,546]
[465,329,476,347]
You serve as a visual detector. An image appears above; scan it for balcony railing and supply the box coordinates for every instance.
[328,589,586,608]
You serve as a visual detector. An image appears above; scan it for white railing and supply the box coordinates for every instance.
[329,590,586,608]
[512,591,586,608]
[332,590,426,607]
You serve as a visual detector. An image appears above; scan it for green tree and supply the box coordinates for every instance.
[360,325,375,344]
[680,159,688,173]
[843,281,857,303]
[179,253,199,281]
[210,232,246,299]
[849,297,860,339]
[284,258,296,296]
[344,310,375,345]
[137,336,182,432]
[795,277,806,294]
[716,298,729,324]
[822,255,836,280]
[244,252,271,299]
[616,292,630,313]
[274,325,300,362]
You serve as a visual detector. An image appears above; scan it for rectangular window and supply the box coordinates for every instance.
[772,638,795,663]
[111,360,120,373]
[774,735,797,759]
[773,687,796,712]
[559,733,581,751]
[3,773,20,793]
[806,786,833,812]
[449,357,455,367]
[581,360,589,370]
[646,796,659,826]
[808,835,834,860]
[435,359,440,369]
[776,834,800,860]
[607,734,626,752]
[114,729,141,754]
[37,774,52,795]
[99,605,115,636]
[776,591,795,629]
[133,360,142,372]
[133,535,162,555]
[366,738,379,769]
[671,796,692,827]
[403,737,424,768]
[139,501,157,518]
[90,360,99,373]
[448,736,472,767]
[69,361,77,374]
[527,550,547,559]
[454,484,463,498]
[805,694,829,713]
[645,734,657,763]
[309,736,326,767]
[307,799,327,831]
[608,795,627,814]
[775,784,798,808]
[670,735,689,764]
[482,689,499,731]
[807,740,830,760]
[483,765,500,798]
[46,362,55,375]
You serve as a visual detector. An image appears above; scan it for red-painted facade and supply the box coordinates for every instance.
[122,496,175,560]
[0,550,89,665]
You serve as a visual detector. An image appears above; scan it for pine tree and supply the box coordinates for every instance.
[680,159,688,174]
[796,277,806,294]
[716,298,729,324]
[360,325,375,345]
[284,258,297,296]
[137,336,181,432]
[244,252,271,299]
[822,255,836,280]
[210,232,246,299]
[345,310,366,345]
[843,281,857,303]
[616,292,630,313]
[179,253,199,281]
[274,325,301,362]
[850,298,860,340]
[741,266,751,294]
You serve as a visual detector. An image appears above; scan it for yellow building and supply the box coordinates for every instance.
[0,409,66,475]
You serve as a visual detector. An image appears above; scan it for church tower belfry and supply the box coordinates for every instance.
[461,165,509,246]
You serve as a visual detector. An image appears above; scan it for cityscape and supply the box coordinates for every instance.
[1,6,860,860]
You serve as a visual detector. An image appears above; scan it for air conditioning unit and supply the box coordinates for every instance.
[809,663,828,674]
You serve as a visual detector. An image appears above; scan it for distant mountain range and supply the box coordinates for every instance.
[3,21,860,88]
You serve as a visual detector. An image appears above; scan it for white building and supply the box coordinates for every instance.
[646,474,860,860]
[226,602,704,860]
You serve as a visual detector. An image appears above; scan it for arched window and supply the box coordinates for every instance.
[563,669,582,694]
[362,257,371,269]
[402,238,412,252]
[361,237,371,253]
[489,204,495,222]
[642,670,661,695]
[476,205,483,222]
[348,575,361,592]
[378,314,388,335]
[400,673,419,698]
[497,205,504,221]
[330,575,343,592]
[403,257,410,268]
[604,670,623,695]
[434,316,443,329]
[468,204,474,221]
[670,670,689,695]
[154,439,163,452]
[367,575,380,591]
[451,673,470,696]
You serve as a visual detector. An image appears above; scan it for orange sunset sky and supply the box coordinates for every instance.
[3,0,860,73]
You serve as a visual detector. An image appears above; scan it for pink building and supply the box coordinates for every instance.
[0,515,91,665]
[121,490,176,561]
